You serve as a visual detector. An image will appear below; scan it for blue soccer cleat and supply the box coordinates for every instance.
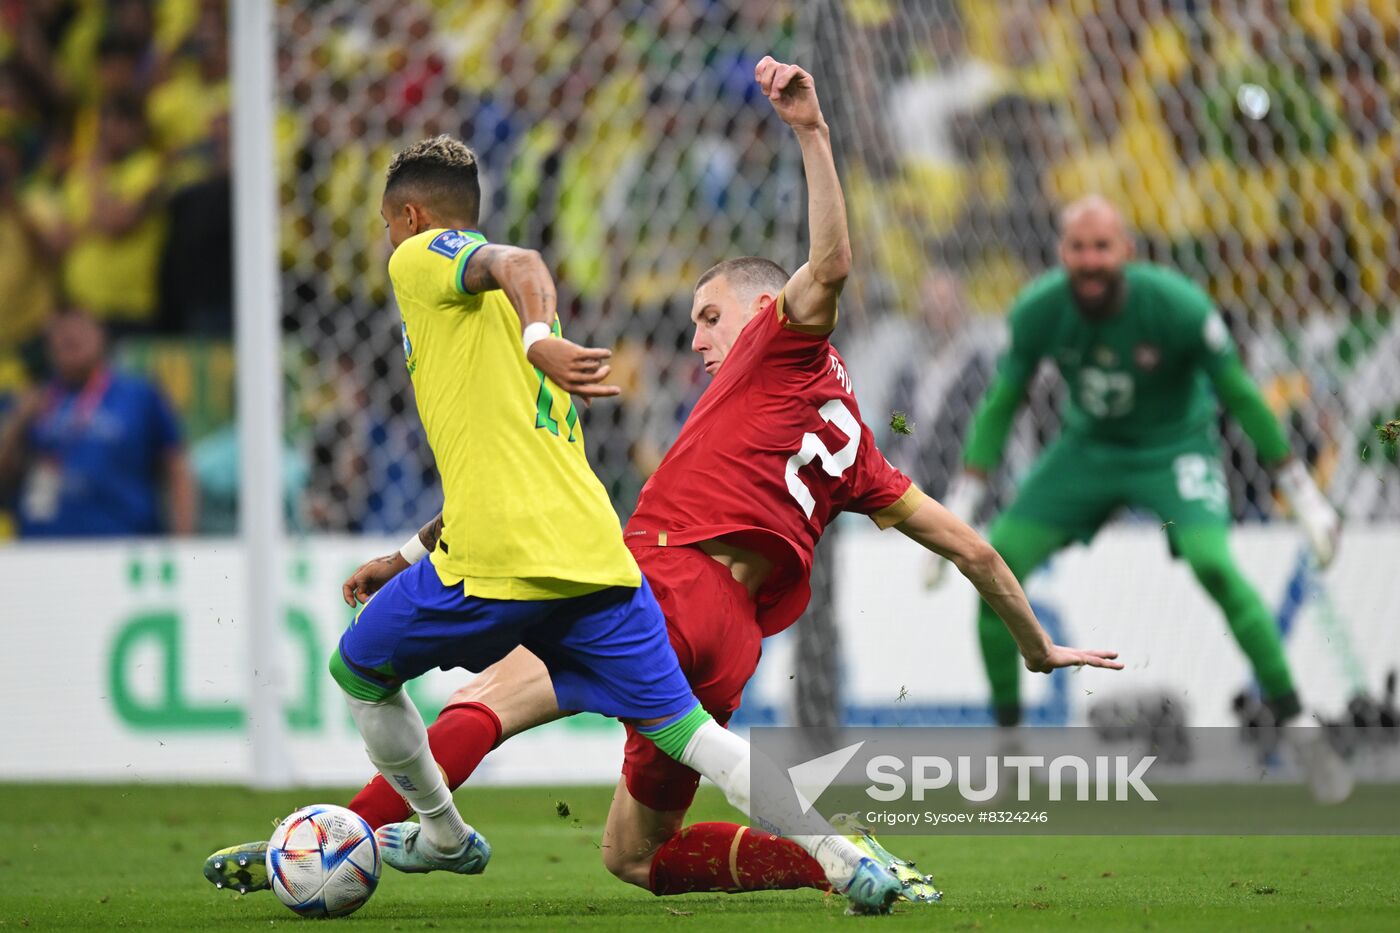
[841,856,904,915]
[375,822,491,875]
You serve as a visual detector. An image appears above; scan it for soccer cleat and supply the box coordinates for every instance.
[376,821,491,875]
[831,813,943,904]
[840,856,904,915]
[203,841,270,894]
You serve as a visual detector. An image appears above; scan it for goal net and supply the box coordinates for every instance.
[275,0,802,532]
[275,0,1400,726]
[806,0,1400,725]
[808,0,1400,519]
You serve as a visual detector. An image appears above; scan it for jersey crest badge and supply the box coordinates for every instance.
[1094,346,1118,367]
[427,229,473,259]
[1133,343,1161,371]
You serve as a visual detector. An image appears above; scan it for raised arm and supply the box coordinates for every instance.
[961,368,1027,481]
[755,56,850,331]
[895,497,1123,673]
[1208,355,1289,464]
[462,244,619,401]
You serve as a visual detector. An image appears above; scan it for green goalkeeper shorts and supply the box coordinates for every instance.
[1000,432,1231,545]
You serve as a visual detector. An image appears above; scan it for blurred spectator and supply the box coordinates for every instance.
[0,135,56,394]
[147,5,229,185]
[303,352,434,534]
[0,308,195,537]
[885,2,1004,169]
[158,110,230,334]
[31,93,167,333]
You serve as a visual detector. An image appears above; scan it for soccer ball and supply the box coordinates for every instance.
[267,804,381,919]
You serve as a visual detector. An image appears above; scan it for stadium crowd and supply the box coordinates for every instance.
[1,0,1397,539]
[0,0,229,537]
[829,0,1400,519]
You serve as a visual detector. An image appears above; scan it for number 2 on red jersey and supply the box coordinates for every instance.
[784,398,861,517]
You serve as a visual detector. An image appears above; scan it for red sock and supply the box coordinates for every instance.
[346,701,503,829]
[648,822,832,895]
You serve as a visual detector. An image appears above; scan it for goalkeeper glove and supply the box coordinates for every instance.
[1275,459,1340,569]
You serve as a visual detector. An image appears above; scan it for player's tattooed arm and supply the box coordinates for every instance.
[894,497,1124,674]
[463,244,621,400]
[418,512,444,551]
[337,511,443,607]
[462,244,556,325]
[340,511,446,606]
[755,56,849,331]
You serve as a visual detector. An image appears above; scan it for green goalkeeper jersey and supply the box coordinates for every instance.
[964,262,1290,470]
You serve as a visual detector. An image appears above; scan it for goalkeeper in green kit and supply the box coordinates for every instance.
[939,196,1341,735]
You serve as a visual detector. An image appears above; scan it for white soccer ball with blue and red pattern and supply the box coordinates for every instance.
[267,804,380,919]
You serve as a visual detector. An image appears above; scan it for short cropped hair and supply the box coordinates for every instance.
[695,256,790,303]
[384,135,481,224]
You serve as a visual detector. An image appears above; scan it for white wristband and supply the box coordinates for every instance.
[522,321,552,354]
[398,533,429,565]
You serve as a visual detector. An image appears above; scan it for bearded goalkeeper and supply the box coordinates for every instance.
[941,196,1339,731]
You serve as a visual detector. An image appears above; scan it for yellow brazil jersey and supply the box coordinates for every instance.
[388,228,641,599]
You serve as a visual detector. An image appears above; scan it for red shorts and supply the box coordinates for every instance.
[622,544,762,812]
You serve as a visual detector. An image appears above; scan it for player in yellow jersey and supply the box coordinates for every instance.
[386,187,638,599]
[278,136,906,912]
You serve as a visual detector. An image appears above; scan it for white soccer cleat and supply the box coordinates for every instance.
[375,821,492,875]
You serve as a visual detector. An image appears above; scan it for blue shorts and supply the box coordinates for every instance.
[335,559,696,721]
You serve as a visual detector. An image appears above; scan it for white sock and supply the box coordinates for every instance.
[343,690,471,856]
[676,719,866,890]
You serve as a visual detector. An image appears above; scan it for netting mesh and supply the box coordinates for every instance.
[809,0,1400,521]
[275,0,803,531]
[271,1,1400,728]
[277,0,1400,535]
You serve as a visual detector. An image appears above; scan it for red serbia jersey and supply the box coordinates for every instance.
[624,294,920,636]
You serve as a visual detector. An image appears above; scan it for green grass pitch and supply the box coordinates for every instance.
[2,783,1398,931]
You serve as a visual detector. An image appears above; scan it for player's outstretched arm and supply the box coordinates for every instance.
[341,512,444,606]
[756,56,850,332]
[462,244,620,401]
[894,497,1123,673]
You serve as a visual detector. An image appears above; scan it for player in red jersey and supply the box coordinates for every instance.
[206,56,1119,903]
[348,55,1117,898]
